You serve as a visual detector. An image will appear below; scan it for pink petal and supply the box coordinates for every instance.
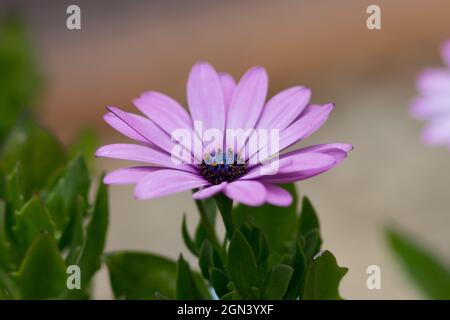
[249,103,334,164]
[107,106,178,156]
[421,116,450,146]
[223,180,267,206]
[226,67,268,133]
[256,86,311,131]
[187,62,225,150]
[264,184,293,207]
[95,144,196,173]
[441,39,450,67]
[133,91,193,134]
[284,143,352,165]
[103,112,150,145]
[219,73,236,114]
[134,169,208,200]
[192,182,227,200]
[410,95,450,119]
[103,166,160,185]
[417,69,450,95]
[244,152,336,180]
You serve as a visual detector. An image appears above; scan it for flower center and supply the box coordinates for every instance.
[199,149,247,185]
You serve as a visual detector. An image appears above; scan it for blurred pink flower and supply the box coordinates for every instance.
[96,62,351,206]
[411,40,450,148]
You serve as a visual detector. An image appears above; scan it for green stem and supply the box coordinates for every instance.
[195,199,224,258]
[215,194,234,240]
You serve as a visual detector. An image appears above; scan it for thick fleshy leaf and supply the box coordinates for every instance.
[257,86,311,131]
[224,180,267,206]
[65,196,85,265]
[302,250,348,300]
[103,166,159,185]
[284,236,307,299]
[198,239,214,280]
[45,155,90,238]
[262,264,294,299]
[187,62,225,150]
[385,226,450,299]
[134,169,208,200]
[226,231,257,298]
[0,119,66,197]
[13,234,67,299]
[233,184,298,254]
[12,195,55,259]
[77,180,109,288]
[210,267,229,299]
[298,197,320,236]
[227,67,268,132]
[176,254,210,299]
[106,251,177,299]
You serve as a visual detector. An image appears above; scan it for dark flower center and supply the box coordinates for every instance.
[199,149,247,185]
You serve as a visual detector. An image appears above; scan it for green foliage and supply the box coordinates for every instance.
[386,226,450,299]
[106,251,178,300]
[0,15,40,144]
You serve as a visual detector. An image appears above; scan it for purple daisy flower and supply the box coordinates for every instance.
[411,40,450,148]
[96,62,351,207]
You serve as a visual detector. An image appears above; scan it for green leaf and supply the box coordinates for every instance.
[176,254,210,300]
[0,15,41,143]
[12,195,55,259]
[302,250,347,300]
[5,165,25,209]
[13,233,67,299]
[284,236,307,299]
[0,203,12,270]
[0,119,65,196]
[240,223,270,265]
[106,251,177,300]
[233,184,298,253]
[194,197,218,248]
[65,196,85,265]
[198,239,213,280]
[0,269,20,299]
[77,180,108,288]
[181,214,199,256]
[45,155,89,238]
[298,197,320,236]
[385,226,450,299]
[262,264,293,299]
[226,230,257,298]
[210,267,229,298]
[303,229,322,260]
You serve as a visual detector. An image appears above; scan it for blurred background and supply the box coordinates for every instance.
[2,0,450,299]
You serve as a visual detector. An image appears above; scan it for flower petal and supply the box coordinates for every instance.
[95,143,196,173]
[264,184,293,207]
[103,166,160,185]
[133,91,193,134]
[192,182,227,200]
[441,39,450,67]
[223,180,267,206]
[249,103,334,164]
[244,152,336,180]
[103,112,150,145]
[421,116,450,146]
[284,143,352,165]
[256,86,311,131]
[107,106,177,155]
[227,67,268,132]
[219,73,236,113]
[417,69,450,95]
[134,169,208,200]
[187,62,225,150]
[410,95,450,119]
